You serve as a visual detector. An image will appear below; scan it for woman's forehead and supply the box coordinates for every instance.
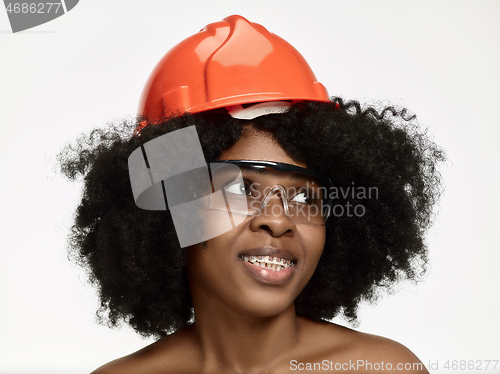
[218,128,307,168]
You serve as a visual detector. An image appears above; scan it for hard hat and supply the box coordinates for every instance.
[138,15,330,122]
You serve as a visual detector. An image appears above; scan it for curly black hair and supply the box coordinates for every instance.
[58,99,445,339]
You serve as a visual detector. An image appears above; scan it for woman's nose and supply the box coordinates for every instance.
[249,192,296,237]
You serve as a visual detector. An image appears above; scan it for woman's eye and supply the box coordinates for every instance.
[290,189,320,205]
[291,192,309,204]
[225,181,246,195]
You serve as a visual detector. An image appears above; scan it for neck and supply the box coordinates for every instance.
[190,289,301,373]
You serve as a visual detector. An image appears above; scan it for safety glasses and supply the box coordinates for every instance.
[128,126,334,247]
[208,160,334,225]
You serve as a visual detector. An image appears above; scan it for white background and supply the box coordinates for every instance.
[1,1,499,373]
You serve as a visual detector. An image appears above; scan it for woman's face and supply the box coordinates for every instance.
[186,128,326,317]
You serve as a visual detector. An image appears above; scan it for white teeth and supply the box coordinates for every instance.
[239,255,295,271]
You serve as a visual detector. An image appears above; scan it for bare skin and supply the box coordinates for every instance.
[92,128,428,374]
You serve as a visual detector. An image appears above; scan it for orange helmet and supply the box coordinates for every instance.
[138,15,329,122]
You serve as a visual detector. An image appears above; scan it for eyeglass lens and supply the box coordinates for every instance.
[209,163,330,225]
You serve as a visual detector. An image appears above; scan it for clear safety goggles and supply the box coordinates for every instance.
[128,126,333,248]
[207,160,334,226]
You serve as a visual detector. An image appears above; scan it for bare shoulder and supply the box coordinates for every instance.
[296,318,428,373]
[353,331,428,373]
[91,326,200,374]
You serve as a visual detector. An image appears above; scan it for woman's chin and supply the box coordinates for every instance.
[228,292,296,319]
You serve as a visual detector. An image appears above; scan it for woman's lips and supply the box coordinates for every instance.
[239,255,296,285]
[239,246,297,262]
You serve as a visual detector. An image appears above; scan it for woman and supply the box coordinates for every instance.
[59,15,444,373]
